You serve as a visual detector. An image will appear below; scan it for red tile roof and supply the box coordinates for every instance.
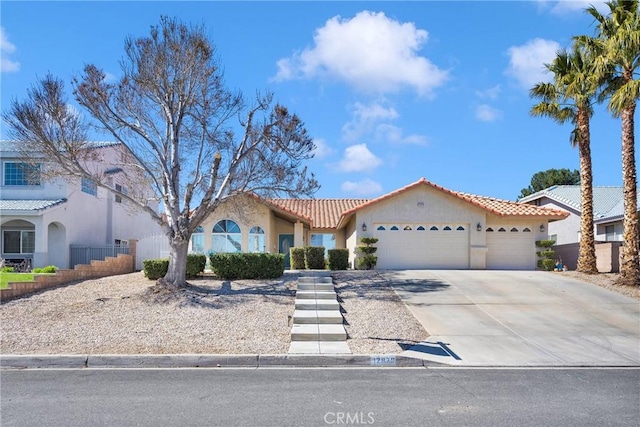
[269,198,369,229]
[268,178,568,229]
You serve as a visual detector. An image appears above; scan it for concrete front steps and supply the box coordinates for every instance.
[288,273,351,354]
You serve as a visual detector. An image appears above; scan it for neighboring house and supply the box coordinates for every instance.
[196,178,568,270]
[518,185,637,244]
[0,140,161,269]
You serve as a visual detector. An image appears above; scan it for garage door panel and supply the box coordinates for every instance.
[486,228,534,270]
[374,224,469,269]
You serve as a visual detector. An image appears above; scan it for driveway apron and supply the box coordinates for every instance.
[384,270,640,367]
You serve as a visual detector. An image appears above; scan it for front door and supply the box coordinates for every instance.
[279,234,294,268]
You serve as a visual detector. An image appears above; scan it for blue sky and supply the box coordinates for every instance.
[0,1,632,201]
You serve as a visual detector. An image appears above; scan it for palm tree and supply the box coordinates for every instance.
[530,44,598,274]
[577,0,640,286]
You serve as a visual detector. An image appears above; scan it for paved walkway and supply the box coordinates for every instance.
[288,271,351,354]
[385,270,640,367]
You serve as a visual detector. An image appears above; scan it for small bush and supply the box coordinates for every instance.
[305,246,326,270]
[33,265,57,274]
[539,250,555,259]
[1,266,14,273]
[535,240,556,248]
[143,259,169,280]
[541,259,556,271]
[209,253,285,279]
[186,254,207,278]
[290,247,306,270]
[357,237,378,270]
[328,249,349,270]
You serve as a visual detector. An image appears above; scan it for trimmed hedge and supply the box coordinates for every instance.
[290,247,306,270]
[328,249,349,270]
[32,265,57,274]
[143,259,169,280]
[209,253,285,279]
[186,254,207,278]
[305,246,326,269]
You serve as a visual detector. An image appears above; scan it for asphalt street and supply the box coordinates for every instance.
[2,367,638,427]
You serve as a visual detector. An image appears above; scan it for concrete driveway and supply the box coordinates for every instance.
[384,270,640,367]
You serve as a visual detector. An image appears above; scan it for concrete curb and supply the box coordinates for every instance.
[1,354,445,369]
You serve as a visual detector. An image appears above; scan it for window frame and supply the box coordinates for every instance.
[3,161,42,186]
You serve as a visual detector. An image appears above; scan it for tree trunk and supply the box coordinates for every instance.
[162,237,190,287]
[576,109,598,274]
[619,106,640,286]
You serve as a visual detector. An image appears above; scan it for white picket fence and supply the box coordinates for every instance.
[135,234,171,270]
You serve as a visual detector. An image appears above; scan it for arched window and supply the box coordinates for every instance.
[191,225,205,253]
[249,226,265,253]
[511,227,519,232]
[443,226,452,231]
[417,226,426,231]
[456,226,465,231]
[390,226,399,231]
[498,227,506,232]
[212,220,241,253]
[404,226,412,231]
[523,227,531,232]
[486,227,494,232]
[377,225,386,231]
[430,226,439,231]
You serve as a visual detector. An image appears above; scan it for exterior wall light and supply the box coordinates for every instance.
[362,223,367,232]
[477,223,482,232]
[540,224,545,232]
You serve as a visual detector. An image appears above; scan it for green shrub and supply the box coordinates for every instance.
[290,247,306,270]
[357,237,378,270]
[209,253,285,279]
[304,246,326,270]
[539,250,555,259]
[328,249,349,270]
[535,240,556,248]
[1,266,14,273]
[143,259,169,280]
[33,265,57,274]
[186,254,207,278]
[541,259,556,271]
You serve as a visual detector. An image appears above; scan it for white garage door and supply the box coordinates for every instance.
[374,224,469,269]
[486,226,535,270]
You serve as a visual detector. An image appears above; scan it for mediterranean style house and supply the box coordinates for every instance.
[195,178,569,270]
[0,140,161,269]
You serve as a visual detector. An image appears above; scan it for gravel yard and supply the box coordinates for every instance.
[0,270,427,355]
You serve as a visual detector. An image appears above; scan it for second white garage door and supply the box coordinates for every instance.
[374,224,469,269]
[486,226,535,270]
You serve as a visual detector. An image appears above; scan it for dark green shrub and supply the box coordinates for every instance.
[143,259,169,280]
[33,265,57,274]
[290,247,306,270]
[357,237,378,270]
[1,266,14,273]
[539,250,555,259]
[541,259,556,271]
[186,254,207,278]
[535,240,556,248]
[305,246,326,270]
[328,249,349,270]
[209,253,285,279]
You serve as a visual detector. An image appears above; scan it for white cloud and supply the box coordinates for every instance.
[310,138,334,159]
[536,0,609,15]
[1,27,20,73]
[475,84,501,100]
[341,179,383,196]
[336,143,382,172]
[475,104,503,122]
[375,124,428,145]
[342,101,398,141]
[505,38,559,89]
[273,11,448,95]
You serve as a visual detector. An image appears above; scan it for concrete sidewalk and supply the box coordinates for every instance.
[386,270,640,367]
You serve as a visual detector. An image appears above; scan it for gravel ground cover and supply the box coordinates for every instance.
[0,270,428,355]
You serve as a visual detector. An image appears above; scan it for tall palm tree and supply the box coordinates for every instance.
[530,44,598,274]
[577,0,640,286]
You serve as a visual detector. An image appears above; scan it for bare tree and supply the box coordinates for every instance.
[3,17,319,287]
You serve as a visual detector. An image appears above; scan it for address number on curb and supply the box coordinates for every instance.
[370,355,396,366]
